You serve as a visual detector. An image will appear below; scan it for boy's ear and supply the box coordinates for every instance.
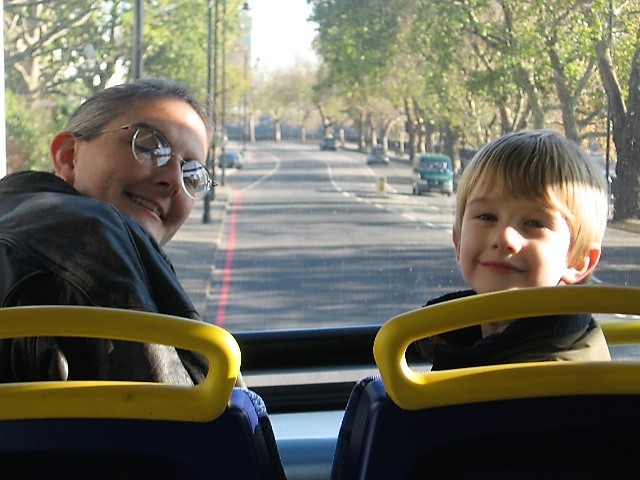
[562,243,601,284]
[50,132,77,183]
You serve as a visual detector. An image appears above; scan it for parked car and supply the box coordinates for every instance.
[366,145,390,165]
[218,150,243,169]
[319,137,338,151]
[412,153,454,196]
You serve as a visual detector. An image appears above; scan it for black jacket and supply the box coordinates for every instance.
[414,289,611,371]
[0,171,207,383]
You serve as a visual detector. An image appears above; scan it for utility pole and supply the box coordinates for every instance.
[241,2,250,153]
[202,0,214,223]
[218,0,227,187]
[0,0,6,178]
[132,0,144,79]
[213,0,227,186]
[605,0,614,219]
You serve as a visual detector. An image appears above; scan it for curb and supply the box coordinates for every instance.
[609,220,640,235]
[164,185,230,320]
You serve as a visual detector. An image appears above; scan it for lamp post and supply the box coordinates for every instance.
[218,0,228,187]
[0,0,5,179]
[132,0,144,79]
[241,2,250,153]
[605,0,614,219]
[202,0,215,224]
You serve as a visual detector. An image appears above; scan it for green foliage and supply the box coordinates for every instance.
[2,0,639,190]
[253,62,318,123]
[3,0,133,171]
[5,89,57,172]
[311,0,404,102]
[4,0,129,96]
[139,0,210,98]
[309,0,630,148]
[3,0,248,171]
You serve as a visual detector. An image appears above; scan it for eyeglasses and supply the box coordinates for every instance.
[83,124,215,199]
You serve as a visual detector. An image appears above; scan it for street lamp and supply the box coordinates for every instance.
[203,0,225,222]
[203,1,213,222]
[132,0,144,79]
[241,2,250,153]
[219,0,228,188]
[202,0,216,224]
[605,0,614,219]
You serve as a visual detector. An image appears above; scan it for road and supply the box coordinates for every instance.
[197,142,639,333]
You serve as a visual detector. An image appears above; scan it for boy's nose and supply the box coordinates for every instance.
[493,226,523,252]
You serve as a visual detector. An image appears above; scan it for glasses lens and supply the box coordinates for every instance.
[132,128,172,166]
[130,126,212,199]
[182,160,212,199]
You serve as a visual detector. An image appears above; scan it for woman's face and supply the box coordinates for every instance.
[53,98,209,246]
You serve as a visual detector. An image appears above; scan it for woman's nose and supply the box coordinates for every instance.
[154,155,184,196]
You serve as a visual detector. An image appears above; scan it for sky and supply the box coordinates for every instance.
[249,0,318,72]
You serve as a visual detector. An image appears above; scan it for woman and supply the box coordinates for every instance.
[0,78,215,383]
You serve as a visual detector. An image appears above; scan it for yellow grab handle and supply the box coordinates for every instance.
[0,306,241,422]
[374,285,640,410]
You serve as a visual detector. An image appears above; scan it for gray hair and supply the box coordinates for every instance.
[65,78,213,144]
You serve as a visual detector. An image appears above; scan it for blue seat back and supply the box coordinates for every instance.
[331,286,640,479]
[332,376,640,479]
[0,387,284,479]
[0,306,285,479]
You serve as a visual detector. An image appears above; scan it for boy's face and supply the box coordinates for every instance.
[454,187,595,294]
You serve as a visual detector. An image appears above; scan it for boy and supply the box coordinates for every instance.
[415,129,611,370]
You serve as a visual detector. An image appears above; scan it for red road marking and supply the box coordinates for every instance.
[214,188,243,326]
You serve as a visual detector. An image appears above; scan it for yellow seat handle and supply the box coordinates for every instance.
[373,285,640,410]
[0,306,241,422]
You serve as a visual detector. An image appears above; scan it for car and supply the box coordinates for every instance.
[218,150,243,169]
[412,153,454,196]
[320,137,338,151]
[366,145,390,165]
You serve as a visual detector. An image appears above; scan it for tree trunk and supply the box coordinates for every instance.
[597,37,640,221]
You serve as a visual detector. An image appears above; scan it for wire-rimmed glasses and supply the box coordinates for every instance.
[82,125,215,199]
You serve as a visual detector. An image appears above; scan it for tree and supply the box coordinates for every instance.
[252,62,318,141]
[310,0,406,150]
[596,0,640,220]
[4,0,130,171]
[3,0,249,173]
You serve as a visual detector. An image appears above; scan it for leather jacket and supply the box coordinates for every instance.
[0,171,208,384]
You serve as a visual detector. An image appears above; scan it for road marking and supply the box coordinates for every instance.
[214,188,243,326]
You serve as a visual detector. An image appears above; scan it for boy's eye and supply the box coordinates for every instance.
[476,213,496,221]
[526,219,546,229]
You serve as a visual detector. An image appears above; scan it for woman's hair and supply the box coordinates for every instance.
[65,78,213,144]
[455,129,609,267]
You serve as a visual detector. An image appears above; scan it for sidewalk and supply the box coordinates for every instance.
[610,218,640,234]
[163,185,230,322]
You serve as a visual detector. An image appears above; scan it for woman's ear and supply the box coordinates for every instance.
[50,132,77,182]
[562,243,602,284]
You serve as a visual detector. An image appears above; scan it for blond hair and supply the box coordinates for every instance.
[455,129,608,275]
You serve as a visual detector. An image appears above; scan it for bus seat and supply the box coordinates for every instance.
[0,306,285,480]
[330,285,640,479]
